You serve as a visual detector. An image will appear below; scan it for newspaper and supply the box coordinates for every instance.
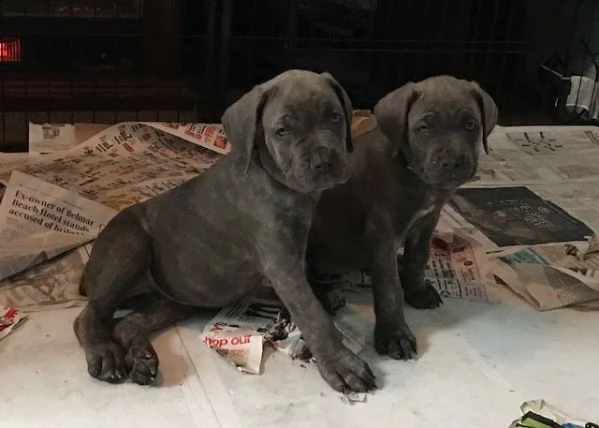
[16,122,221,210]
[566,75,599,120]
[200,286,365,374]
[0,153,36,187]
[0,113,379,312]
[430,124,599,309]
[142,122,230,155]
[0,244,91,311]
[4,119,599,315]
[424,232,494,302]
[490,238,599,310]
[0,122,224,311]
[0,305,26,341]
[439,127,599,250]
[0,171,116,282]
[28,123,78,154]
[315,232,494,303]
[473,126,599,187]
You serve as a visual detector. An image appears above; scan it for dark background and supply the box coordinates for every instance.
[1,0,598,151]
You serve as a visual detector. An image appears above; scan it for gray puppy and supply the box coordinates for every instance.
[74,70,376,393]
[308,75,498,359]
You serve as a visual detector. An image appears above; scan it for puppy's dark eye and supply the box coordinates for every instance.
[276,128,291,137]
[331,112,343,123]
[415,124,429,134]
[465,120,478,131]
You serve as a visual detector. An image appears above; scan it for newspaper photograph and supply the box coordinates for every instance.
[525,182,599,237]
[447,186,593,248]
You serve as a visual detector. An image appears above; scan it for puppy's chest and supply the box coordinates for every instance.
[395,193,437,241]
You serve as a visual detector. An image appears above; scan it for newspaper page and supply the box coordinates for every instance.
[0,152,36,187]
[144,122,230,155]
[0,171,116,283]
[0,244,91,311]
[490,238,599,311]
[18,122,221,210]
[0,114,369,314]
[1,121,224,312]
[423,233,494,302]
[319,232,494,303]
[473,125,599,187]
[4,118,599,315]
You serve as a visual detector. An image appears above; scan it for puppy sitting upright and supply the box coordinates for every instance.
[74,70,375,393]
[308,75,498,359]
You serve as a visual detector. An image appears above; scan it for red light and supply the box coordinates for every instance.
[0,38,21,63]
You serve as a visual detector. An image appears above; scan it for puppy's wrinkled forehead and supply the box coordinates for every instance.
[411,76,480,120]
[262,79,342,127]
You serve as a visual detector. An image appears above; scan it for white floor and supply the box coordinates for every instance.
[2,288,599,428]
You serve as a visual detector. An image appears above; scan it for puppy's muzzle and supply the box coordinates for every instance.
[425,150,475,183]
[310,147,336,174]
[308,146,349,186]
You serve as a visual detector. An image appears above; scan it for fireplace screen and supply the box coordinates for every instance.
[1,0,142,17]
[1,0,598,151]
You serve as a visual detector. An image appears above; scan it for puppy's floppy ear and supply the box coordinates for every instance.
[321,72,354,153]
[373,82,419,158]
[221,84,269,172]
[470,81,498,155]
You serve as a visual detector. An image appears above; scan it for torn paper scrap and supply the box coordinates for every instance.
[200,286,366,374]
[199,286,292,373]
[201,324,264,374]
[340,391,367,406]
[0,305,26,341]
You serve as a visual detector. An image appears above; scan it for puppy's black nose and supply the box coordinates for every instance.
[439,154,468,171]
[310,147,334,172]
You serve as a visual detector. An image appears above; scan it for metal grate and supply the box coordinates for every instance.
[1,0,598,151]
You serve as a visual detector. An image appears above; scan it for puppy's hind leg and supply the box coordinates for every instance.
[74,210,153,383]
[112,296,196,385]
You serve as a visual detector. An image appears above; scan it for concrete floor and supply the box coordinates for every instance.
[1,287,598,428]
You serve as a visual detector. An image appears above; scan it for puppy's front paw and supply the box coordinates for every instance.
[125,339,159,385]
[86,341,127,383]
[316,347,376,392]
[404,281,442,309]
[374,324,417,360]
